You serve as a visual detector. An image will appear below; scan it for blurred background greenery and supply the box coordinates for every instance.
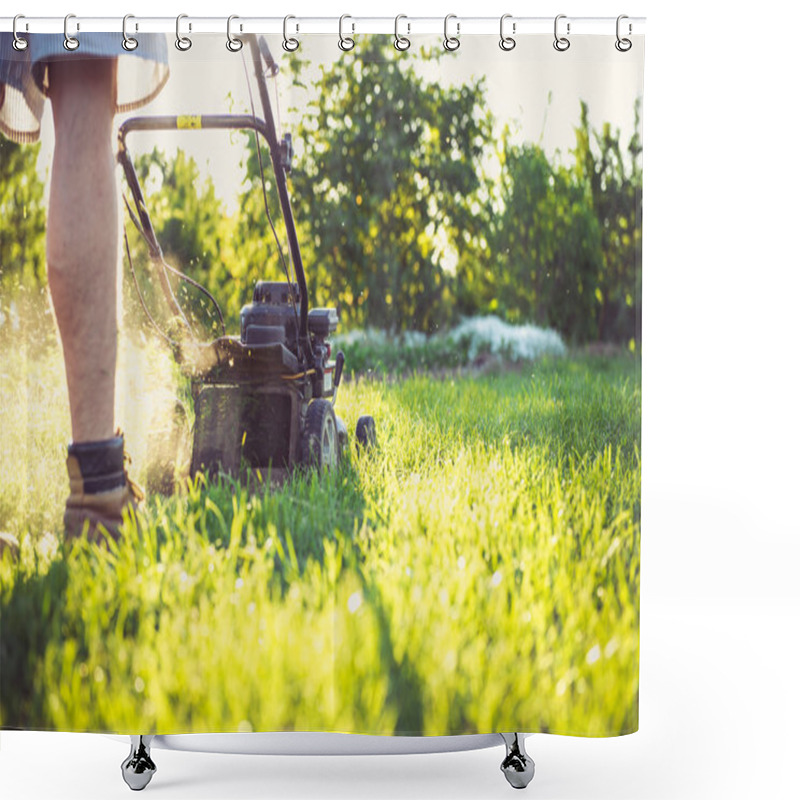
[0,36,641,348]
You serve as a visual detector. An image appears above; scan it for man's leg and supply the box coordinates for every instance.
[47,57,118,443]
[46,58,140,542]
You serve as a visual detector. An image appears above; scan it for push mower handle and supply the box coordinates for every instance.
[247,34,313,366]
[116,34,315,368]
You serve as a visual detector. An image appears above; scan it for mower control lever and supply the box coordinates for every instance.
[281,134,293,173]
[332,351,345,406]
[257,35,279,77]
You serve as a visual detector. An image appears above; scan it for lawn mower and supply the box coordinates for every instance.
[117,34,375,484]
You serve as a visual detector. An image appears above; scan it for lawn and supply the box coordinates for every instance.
[0,333,640,737]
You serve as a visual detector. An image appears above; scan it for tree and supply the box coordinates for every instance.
[573,100,643,343]
[464,134,603,341]
[280,35,492,333]
[462,102,643,345]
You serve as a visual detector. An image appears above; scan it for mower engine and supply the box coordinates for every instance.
[240,281,338,398]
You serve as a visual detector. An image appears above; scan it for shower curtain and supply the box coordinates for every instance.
[0,21,644,740]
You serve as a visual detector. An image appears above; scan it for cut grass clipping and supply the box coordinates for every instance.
[1,333,640,737]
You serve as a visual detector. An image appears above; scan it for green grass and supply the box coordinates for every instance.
[0,334,640,737]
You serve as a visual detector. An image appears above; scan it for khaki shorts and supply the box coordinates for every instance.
[0,32,169,143]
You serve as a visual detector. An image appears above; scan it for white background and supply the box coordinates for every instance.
[2,1,799,798]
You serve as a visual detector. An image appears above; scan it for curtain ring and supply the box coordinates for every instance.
[283,15,299,52]
[63,14,79,51]
[499,14,516,51]
[443,14,460,52]
[227,15,243,52]
[553,14,570,52]
[175,14,192,51]
[394,15,410,51]
[122,14,139,51]
[615,14,632,52]
[12,15,29,51]
[339,14,355,51]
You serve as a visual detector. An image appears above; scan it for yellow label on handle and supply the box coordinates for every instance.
[177,115,202,129]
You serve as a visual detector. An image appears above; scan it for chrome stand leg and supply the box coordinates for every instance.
[121,735,157,791]
[499,732,535,789]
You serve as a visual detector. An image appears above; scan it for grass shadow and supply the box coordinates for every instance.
[0,555,69,727]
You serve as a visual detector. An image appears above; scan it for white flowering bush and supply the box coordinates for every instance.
[448,316,566,363]
[336,315,565,374]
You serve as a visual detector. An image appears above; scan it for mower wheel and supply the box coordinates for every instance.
[355,415,377,450]
[335,415,349,455]
[302,400,339,472]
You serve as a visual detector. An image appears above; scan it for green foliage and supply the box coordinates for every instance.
[232,131,303,313]
[572,100,643,342]
[1,335,640,736]
[286,36,492,333]
[123,148,238,337]
[0,138,46,291]
[1,53,642,348]
[460,104,643,344]
[461,136,604,341]
[341,332,475,376]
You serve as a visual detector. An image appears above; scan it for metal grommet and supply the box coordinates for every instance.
[12,15,29,51]
[63,14,79,51]
[394,14,410,51]
[443,14,460,52]
[122,14,139,51]
[175,14,192,51]
[283,15,299,52]
[499,14,516,51]
[553,14,570,52]
[339,14,355,51]
[227,15,243,52]
[615,14,632,52]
